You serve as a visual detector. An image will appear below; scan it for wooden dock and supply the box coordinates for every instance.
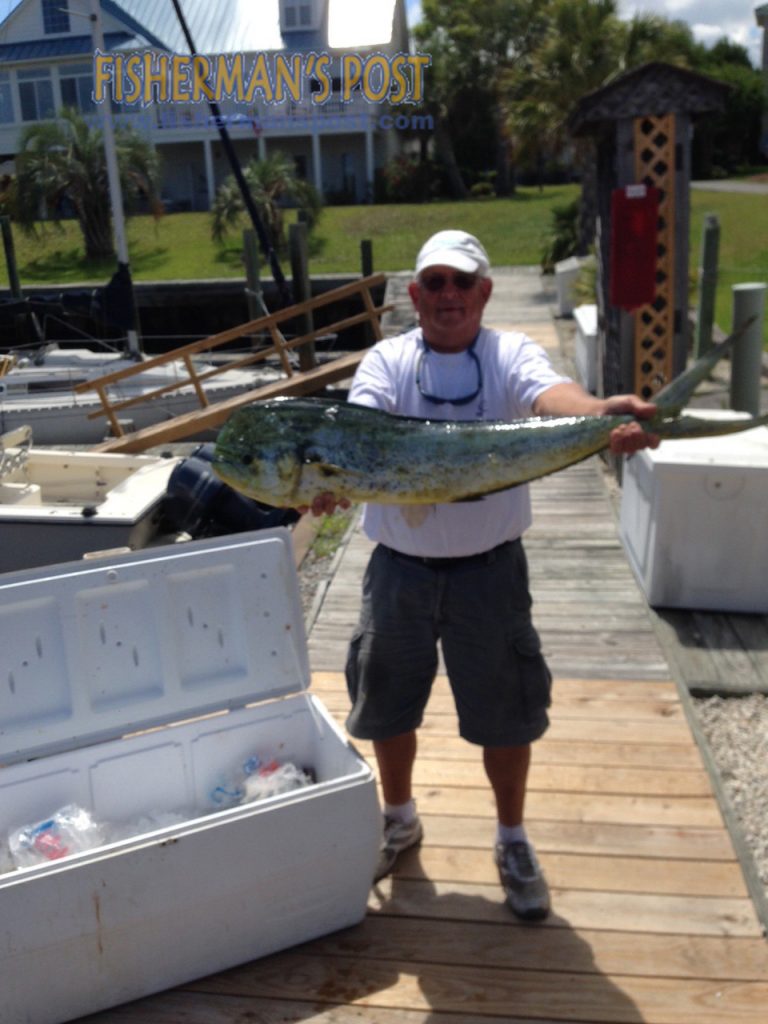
[87,455,768,1024]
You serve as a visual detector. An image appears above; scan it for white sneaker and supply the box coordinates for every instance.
[495,840,550,920]
[373,815,424,882]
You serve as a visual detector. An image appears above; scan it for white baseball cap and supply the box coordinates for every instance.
[415,230,491,277]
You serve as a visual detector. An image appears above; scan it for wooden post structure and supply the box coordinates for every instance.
[631,113,677,399]
[1,214,44,346]
[694,213,721,359]
[0,215,22,299]
[361,240,374,346]
[289,221,316,372]
[360,239,373,278]
[568,63,730,400]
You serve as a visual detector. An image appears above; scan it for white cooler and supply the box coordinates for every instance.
[0,529,380,1024]
[619,413,768,612]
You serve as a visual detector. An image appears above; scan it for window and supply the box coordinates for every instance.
[60,63,94,113]
[0,73,13,124]
[42,0,70,35]
[281,1,315,31]
[18,68,55,121]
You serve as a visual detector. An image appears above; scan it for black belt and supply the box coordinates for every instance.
[381,539,517,571]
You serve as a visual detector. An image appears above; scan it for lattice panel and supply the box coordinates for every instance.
[633,114,676,399]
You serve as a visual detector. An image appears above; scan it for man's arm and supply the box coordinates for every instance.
[533,382,661,455]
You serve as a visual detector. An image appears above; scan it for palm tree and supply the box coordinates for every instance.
[13,107,160,261]
[502,0,624,171]
[210,151,322,252]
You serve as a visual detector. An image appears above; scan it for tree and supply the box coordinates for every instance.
[210,151,322,253]
[619,14,704,70]
[502,5,765,184]
[13,107,160,261]
[693,43,766,175]
[413,0,551,196]
[501,0,625,178]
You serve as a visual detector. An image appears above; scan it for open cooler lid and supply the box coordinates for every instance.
[0,529,310,765]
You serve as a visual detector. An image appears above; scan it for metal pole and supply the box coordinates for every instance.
[242,228,263,322]
[730,283,766,416]
[693,213,720,359]
[88,0,141,355]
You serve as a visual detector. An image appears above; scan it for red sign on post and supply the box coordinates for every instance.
[609,184,660,311]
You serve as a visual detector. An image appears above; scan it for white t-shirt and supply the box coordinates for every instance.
[348,326,571,557]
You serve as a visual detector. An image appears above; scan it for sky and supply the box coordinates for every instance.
[0,0,762,67]
[405,0,766,69]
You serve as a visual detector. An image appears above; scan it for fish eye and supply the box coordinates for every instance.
[241,454,253,466]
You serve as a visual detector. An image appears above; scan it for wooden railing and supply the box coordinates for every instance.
[74,274,391,438]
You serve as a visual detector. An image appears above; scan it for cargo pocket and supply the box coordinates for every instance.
[345,629,363,705]
[509,622,552,718]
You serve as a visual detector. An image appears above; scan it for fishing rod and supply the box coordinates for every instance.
[169,0,293,308]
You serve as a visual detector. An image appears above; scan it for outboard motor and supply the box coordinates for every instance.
[163,443,299,538]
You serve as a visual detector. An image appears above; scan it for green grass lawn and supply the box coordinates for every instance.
[0,187,580,285]
[689,190,768,348]
[1,184,765,346]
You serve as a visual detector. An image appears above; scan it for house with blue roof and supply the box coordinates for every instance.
[0,0,413,208]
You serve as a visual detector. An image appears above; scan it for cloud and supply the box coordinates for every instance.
[614,0,764,67]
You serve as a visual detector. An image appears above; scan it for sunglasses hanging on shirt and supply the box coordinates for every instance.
[415,336,483,406]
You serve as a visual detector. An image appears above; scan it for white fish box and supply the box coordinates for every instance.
[573,303,598,394]
[619,412,768,611]
[0,530,380,1024]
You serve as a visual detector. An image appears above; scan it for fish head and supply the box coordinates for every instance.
[213,401,303,507]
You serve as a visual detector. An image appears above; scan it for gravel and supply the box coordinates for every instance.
[297,505,358,626]
[692,694,768,897]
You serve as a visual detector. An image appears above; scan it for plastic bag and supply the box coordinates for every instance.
[208,754,314,809]
[9,804,106,868]
[242,761,313,803]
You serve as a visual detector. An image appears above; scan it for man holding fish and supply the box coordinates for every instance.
[213,229,763,916]
[337,230,660,920]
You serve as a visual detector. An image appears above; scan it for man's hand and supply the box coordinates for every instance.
[297,493,351,517]
[534,383,661,456]
[601,394,661,455]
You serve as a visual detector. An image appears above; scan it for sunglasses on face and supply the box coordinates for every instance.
[419,271,479,292]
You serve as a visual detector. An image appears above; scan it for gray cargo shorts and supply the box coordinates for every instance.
[345,539,551,746]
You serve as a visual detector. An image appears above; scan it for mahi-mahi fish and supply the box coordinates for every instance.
[212,327,768,508]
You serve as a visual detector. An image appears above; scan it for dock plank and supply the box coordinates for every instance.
[184,951,768,1023]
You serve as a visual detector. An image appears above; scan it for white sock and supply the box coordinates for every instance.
[497,823,527,846]
[384,799,417,825]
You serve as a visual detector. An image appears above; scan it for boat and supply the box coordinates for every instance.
[0,343,282,445]
[0,424,180,574]
[0,426,301,576]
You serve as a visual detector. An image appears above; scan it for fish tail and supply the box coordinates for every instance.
[654,411,768,440]
[652,315,758,416]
